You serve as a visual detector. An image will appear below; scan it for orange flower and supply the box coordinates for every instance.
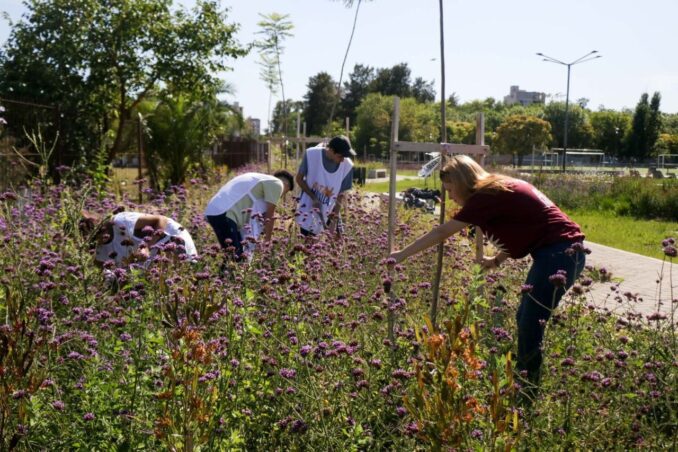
[156,390,174,400]
[427,334,444,351]
[154,417,172,438]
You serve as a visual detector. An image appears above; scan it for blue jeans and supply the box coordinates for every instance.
[516,241,586,383]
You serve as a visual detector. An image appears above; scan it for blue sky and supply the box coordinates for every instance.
[2,0,678,129]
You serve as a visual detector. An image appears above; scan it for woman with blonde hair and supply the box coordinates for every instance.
[390,155,586,394]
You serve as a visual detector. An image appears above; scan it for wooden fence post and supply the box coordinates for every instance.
[296,112,301,162]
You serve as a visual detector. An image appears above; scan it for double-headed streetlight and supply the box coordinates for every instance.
[537,50,602,171]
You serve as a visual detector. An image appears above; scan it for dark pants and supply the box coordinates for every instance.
[516,241,586,384]
[206,214,243,259]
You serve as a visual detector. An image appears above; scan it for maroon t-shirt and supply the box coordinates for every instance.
[453,179,584,259]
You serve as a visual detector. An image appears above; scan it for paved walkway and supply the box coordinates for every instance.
[583,241,676,318]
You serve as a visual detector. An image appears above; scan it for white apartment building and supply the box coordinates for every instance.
[504,85,546,106]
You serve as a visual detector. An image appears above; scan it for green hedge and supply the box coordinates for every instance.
[527,174,678,222]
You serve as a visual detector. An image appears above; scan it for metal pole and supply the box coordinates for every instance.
[538,51,601,171]
[345,117,350,136]
[563,64,571,172]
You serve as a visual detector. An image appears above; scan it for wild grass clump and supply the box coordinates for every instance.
[526,173,678,222]
[0,177,675,450]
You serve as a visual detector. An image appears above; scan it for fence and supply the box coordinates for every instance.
[0,97,65,190]
[210,137,267,169]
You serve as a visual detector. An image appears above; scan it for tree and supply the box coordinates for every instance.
[353,93,395,158]
[340,64,375,124]
[589,109,631,158]
[494,115,552,166]
[369,63,412,98]
[0,0,247,163]
[447,121,475,144]
[647,92,662,155]
[399,98,438,144]
[257,53,279,136]
[661,113,678,135]
[625,92,663,159]
[146,91,235,188]
[655,133,678,155]
[411,77,436,103]
[447,92,460,108]
[270,99,304,136]
[303,72,338,136]
[256,12,294,144]
[326,0,374,127]
[353,93,437,158]
[542,102,594,150]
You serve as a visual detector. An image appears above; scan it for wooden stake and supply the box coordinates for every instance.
[474,112,485,263]
[137,114,144,204]
[296,112,301,162]
[387,96,400,344]
[430,0,447,330]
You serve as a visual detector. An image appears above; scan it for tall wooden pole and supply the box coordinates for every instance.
[302,122,307,155]
[267,140,272,173]
[137,114,144,204]
[387,96,400,344]
[430,0,447,329]
[296,112,301,162]
[474,113,485,262]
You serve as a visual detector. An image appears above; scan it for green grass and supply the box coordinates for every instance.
[566,209,677,259]
[362,177,439,193]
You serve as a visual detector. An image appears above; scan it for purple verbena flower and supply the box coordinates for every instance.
[279,368,297,379]
[52,400,65,411]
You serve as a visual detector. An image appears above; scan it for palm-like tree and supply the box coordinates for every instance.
[146,87,236,188]
[258,54,279,136]
[256,13,294,165]
[327,0,372,129]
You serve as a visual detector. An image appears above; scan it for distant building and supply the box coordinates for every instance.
[231,101,244,116]
[246,117,261,137]
[504,85,546,106]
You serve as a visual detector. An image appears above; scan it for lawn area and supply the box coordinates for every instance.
[362,177,437,193]
[563,209,677,260]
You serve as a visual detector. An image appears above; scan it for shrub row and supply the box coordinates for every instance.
[526,174,678,221]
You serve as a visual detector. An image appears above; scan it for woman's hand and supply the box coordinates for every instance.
[480,253,506,270]
[479,255,498,270]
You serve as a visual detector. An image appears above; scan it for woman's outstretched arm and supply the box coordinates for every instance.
[390,219,468,263]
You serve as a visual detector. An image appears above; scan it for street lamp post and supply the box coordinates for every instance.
[537,50,602,171]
